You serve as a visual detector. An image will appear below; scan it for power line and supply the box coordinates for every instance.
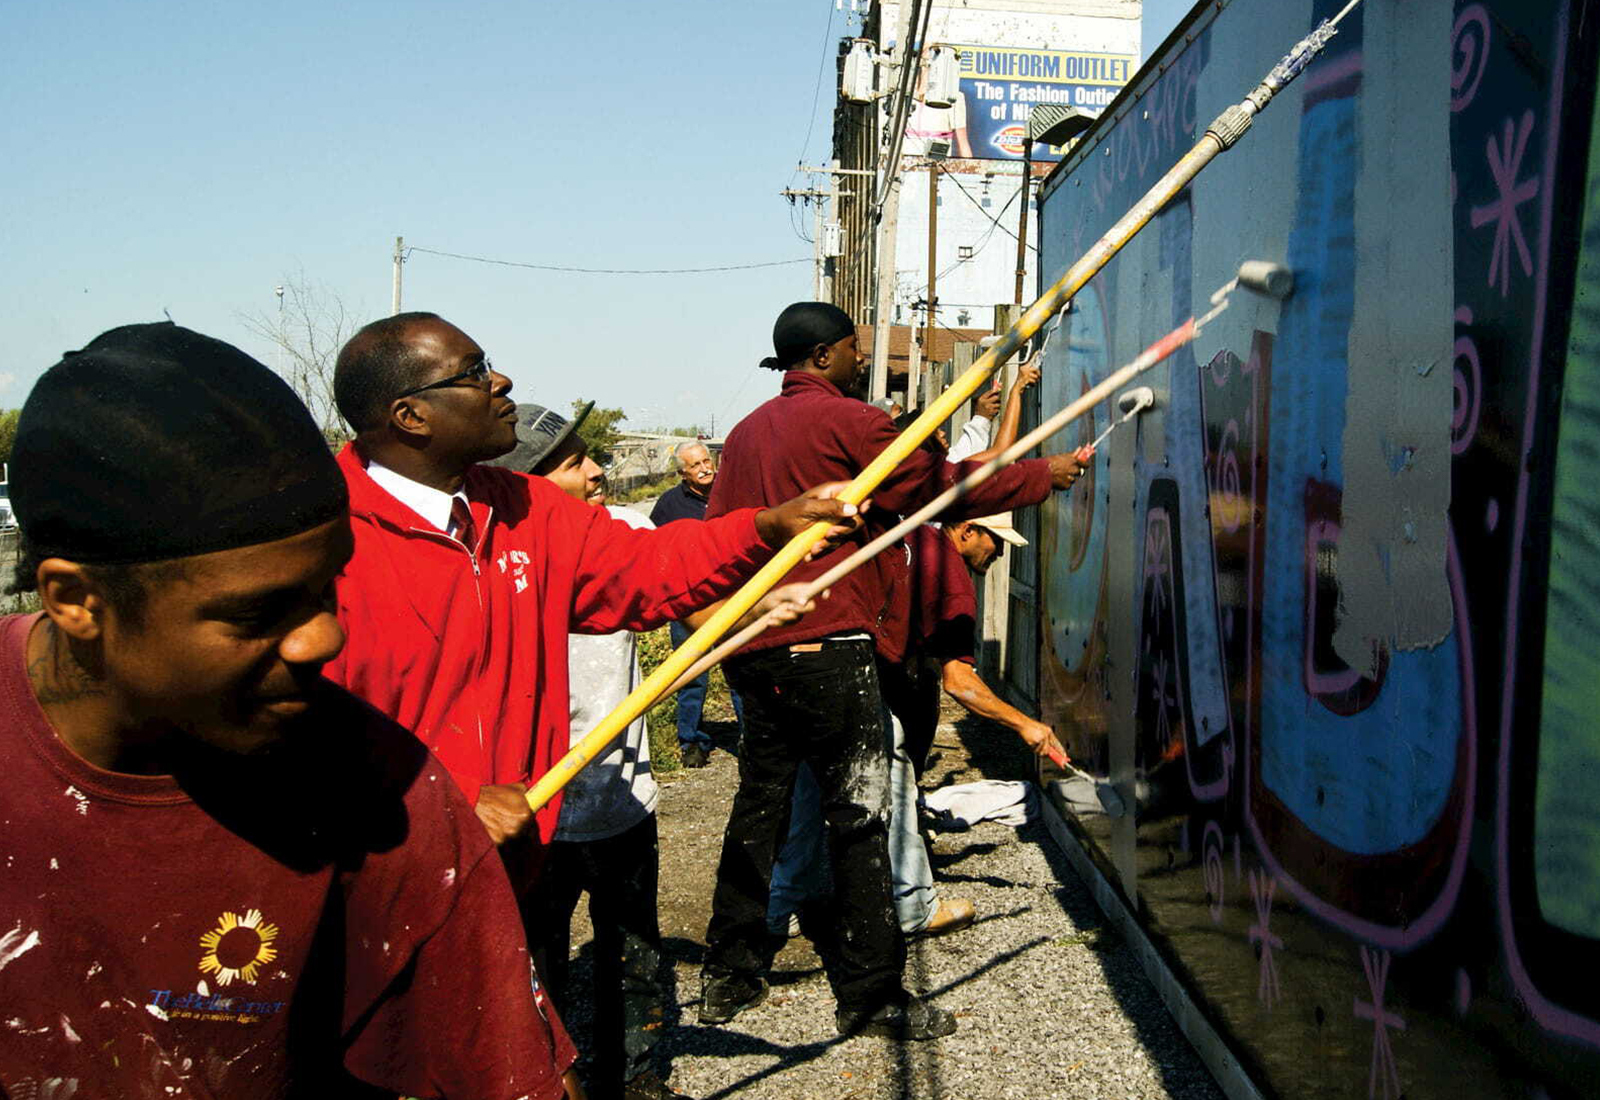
[941,170,1038,253]
[794,0,839,177]
[406,245,809,276]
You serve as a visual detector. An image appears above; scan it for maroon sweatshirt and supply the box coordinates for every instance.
[707,371,1052,652]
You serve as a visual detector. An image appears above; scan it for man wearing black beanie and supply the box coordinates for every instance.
[698,302,1085,1041]
[0,323,578,1098]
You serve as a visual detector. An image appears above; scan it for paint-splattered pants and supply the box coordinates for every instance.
[768,703,938,934]
[706,637,907,1015]
[529,814,664,1091]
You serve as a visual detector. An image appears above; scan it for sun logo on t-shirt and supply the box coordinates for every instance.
[198,909,280,986]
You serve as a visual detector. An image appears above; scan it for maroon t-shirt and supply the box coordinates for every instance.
[707,371,1051,651]
[878,524,979,666]
[0,615,576,1099]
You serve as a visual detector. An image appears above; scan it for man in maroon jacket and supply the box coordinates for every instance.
[0,323,578,1099]
[699,302,1084,1040]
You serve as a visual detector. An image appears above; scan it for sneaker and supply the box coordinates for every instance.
[680,744,710,769]
[698,972,768,1024]
[836,997,958,1040]
[910,897,975,938]
[764,912,802,939]
[623,1069,694,1100]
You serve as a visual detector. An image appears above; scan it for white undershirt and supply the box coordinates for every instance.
[364,458,471,536]
[946,414,993,463]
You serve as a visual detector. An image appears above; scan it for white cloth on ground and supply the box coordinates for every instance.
[923,779,1037,830]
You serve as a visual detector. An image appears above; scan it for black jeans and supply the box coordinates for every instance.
[529,814,663,1091]
[704,638,906,1015]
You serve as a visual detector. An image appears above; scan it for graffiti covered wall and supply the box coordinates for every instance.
[1027,0,1600,1095]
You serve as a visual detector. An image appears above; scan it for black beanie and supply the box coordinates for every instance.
[12,322,349,565]
[760,302,856,371]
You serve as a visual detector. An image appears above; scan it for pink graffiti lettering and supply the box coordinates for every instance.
[1450,6,1492,113]
[1248,870,1283,1009]
[1354,946,1407,1100]
[1203,822,1225,923]
[1470,111,1540,297]
[1453,305,1481,453]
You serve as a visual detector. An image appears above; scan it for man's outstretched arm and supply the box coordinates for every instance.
[568,483,860,635]
[940,658,1068,763]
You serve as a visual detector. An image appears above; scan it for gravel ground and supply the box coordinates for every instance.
[560,704,1225,1100]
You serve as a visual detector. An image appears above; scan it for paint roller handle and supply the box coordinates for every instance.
[1017,718,1069,767]
[974,378,1002,420]
[1046,451,1089,489]
[1073,444,1096,465]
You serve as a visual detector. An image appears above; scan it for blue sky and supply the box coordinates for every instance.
[1,0,1191,433]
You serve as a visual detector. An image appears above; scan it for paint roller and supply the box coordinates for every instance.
[1071,386,1157,465]
[1065,262,1289,465]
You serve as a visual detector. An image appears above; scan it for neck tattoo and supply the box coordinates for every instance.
[28,622,107,707]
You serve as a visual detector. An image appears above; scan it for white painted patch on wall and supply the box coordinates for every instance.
[1336,0,1455,669]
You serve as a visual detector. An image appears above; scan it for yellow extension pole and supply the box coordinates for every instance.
[525,3,1359,816]
[524,140,1230,815]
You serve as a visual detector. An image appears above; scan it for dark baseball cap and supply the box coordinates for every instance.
[488,401,595,473]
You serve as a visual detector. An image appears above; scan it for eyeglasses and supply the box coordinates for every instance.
[395,359,494,398]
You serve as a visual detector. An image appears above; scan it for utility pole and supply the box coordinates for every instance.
[780,186,838,300]
[392,236,405,315]
[918,161,938,409]
[799,164,872,305]
[869,0,924,402]
[1015,150,1032,305]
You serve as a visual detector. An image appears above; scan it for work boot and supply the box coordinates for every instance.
[836,997,958,1040]
[622,1069,695,1100]
[911,897,975,938]
[698,972,768,1024]
[680,744,710,769]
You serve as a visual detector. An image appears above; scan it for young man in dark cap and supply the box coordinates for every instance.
[0,323,577,1099]
[698,301,1084,1040]
[322,312,857,859]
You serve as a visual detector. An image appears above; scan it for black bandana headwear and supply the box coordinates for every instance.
[12,322,349,565]
[760,301,857,371]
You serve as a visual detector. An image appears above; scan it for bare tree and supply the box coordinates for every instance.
[239,274,358,445]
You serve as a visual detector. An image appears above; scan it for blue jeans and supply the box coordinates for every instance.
[669,620,744,749]
[769,700,935,934]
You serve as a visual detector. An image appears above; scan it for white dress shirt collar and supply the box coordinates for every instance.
[364,458,470,535]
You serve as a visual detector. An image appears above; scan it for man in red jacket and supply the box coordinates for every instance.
[700,302,1084,1040]
[321,312,857,863]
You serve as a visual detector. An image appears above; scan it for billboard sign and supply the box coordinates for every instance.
[904,44,1136,162]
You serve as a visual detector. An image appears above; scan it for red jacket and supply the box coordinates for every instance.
[324,444,771,840]
[707,371,1051,651]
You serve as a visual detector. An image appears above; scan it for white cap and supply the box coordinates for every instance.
[968,512,1027,548]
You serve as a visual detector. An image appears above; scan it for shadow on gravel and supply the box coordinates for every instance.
[942,711,1225,1100]
[670,1030,849,1100]
[663,936,1054,1100]
[928,839,1003,861]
